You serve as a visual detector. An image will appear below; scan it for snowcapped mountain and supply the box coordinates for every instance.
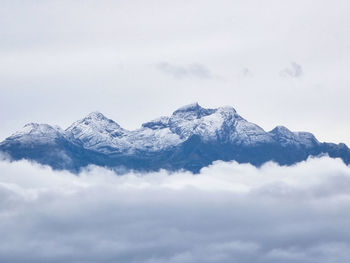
[65,111,128,153]
[6,123,64,144]
[1,103,349,173]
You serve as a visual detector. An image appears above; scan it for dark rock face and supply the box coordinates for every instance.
[1,104,349,173]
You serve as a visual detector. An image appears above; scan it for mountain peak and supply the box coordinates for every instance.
[217,105,237,114]
[173,102,201,112]
[4,123,63,144]
[67,111,122,131]
[269,125,319,148]
[270,125,293,135]
[1,103,349,173]
[85,111,108,120]
[172,103,216,119]
[65,112,125,150]
[20,123,62,134]
[142,116,170,129]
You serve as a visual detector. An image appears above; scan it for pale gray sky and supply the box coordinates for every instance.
[1,0,350,145]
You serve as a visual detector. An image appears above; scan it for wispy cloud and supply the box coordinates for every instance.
[156,62,213,79]
[0,157,349,262]
[238,67,253,78]
[280,62,303,78]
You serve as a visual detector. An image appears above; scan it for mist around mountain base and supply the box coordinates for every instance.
[0,155,349,263]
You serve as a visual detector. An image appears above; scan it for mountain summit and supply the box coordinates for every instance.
[1,103,349,173]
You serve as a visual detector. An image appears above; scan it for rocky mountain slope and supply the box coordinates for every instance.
[1,103,349,173]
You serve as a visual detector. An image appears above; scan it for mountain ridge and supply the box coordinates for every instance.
[1,103,349,173]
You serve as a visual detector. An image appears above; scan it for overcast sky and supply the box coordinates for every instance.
[1,0,350,145]
[1,3,350,261]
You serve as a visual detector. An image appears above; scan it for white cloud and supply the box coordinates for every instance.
[280,62,303,78]
[156,62,213,79]
[0,157,349,262]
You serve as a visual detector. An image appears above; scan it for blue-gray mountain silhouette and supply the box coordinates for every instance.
[1,103,349,173]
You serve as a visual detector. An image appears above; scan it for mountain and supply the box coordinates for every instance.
[1,103,349,173]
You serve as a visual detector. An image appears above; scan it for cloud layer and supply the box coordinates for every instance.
[0,157,350,262]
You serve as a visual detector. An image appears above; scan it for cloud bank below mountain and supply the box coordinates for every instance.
[0,156,350,262]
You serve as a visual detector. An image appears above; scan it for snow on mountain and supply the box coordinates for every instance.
[2,103,318,154]
[168,103,274,145]
[168,103,217,139]
[63,111,182,154]
[269,126,319,148]
[215,107,275,145]
[142,116,170,130]
[125,127,182,153]
[64,111,128,153]
[1,103,349,173]
[2,103,320,153]
[4,123,64,144]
